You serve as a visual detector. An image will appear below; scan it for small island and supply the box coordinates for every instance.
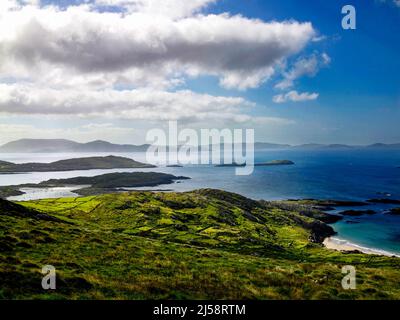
[0,172,190,198]
[216,160,294,167]
[367,198,400,205]
[388,208,400,215]
[255,160,295,166]
[0,156,155,173]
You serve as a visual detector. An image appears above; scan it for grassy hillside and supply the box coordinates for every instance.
[1,190,399,300]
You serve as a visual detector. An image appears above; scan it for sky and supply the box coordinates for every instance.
[0,0,399,145]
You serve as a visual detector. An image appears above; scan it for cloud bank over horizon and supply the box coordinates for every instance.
[0,0,318,127]
[0,0,398,145]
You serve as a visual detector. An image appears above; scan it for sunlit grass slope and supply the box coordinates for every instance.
[1,190,399,299]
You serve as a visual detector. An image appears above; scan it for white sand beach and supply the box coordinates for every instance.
[323,237,400,257]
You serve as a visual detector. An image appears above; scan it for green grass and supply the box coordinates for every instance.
[1,189,399,300]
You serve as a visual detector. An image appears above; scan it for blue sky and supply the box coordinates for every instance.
[0,0,399,145]
[190,0,400,143]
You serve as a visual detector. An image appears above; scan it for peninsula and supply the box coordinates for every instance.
[0,156,155,173]
[0,172,190,198]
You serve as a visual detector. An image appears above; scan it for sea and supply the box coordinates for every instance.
[1,149,399,255]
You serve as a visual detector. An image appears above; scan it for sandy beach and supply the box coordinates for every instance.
[323,237,399,257]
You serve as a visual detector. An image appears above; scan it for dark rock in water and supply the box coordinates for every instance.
[166,165,183,168]
[390,233,400,242]
[339,210,376,216]
[287,199,369,207]
[376,192,392,197]
[367,199,400,204]
[387,208,400,215]
[320,214,343,224]
[255,160,295,166]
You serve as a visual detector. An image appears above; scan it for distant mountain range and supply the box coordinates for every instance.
[0,139,399,153]
[0,139,150,153]
[255,142,400,150]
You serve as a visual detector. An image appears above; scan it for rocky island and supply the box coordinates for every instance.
[256,160,295,166]
[338,210,376,216]
[388,208,400,215]
[216,160,295,167]
[367,198,400,205]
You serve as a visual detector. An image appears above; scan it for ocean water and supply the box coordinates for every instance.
[1,149,399,254]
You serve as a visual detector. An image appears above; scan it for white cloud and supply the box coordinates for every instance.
[0,3,315,91]
[250,116,295,125]
[273,90,319,103]
[312,35,327,42]
[94,0,217,18]
[275,52,330,90]
[379,0,400,8]
[0,0,318,133]
[0,83,256,123]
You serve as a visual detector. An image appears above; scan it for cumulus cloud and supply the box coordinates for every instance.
[0,83,256,122]
[95,0,217,18]
[0,0,319,130]
[0,2,315,90]
[275,52,330,90]
[273,90,319,103]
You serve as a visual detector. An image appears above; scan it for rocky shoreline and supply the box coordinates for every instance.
[269,197,400,257]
